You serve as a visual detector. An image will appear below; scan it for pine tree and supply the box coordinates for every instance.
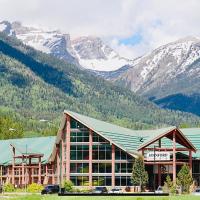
[177,164,193,193]
[132,156,148,191]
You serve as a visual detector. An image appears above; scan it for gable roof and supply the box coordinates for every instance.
[0,136,56,165]
[61,110,182,157]
[138,128,196,152]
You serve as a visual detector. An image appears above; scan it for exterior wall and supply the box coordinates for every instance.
[56,116,134,187]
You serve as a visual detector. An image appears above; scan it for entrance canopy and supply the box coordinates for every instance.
[138,128,196,152]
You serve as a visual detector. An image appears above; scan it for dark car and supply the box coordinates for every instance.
[41,185,60,195]
[93,187,108,194]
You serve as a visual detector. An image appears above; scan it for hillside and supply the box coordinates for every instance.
[0,33,200,137]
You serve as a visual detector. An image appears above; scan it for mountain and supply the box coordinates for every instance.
[101,36,200,115]
[71,36,131,71]
[0,21,131,71]
[1,32,200,136]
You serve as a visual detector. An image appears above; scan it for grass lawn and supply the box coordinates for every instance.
[2,195,198,200]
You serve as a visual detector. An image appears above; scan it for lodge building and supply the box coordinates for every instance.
[1,110,200,189]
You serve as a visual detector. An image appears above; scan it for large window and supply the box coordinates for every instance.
[115,176,132,186]
[70,131,89,142]
[70,176,89,186]
[115,162,133,173]
[92,143,112,160]
[115,147,133,160]
[71,119,86,129]
[92,163,112,173]
[70,145,89,160]
[68,118,134,187]
[70,163,89,173]
[92,176,111,186]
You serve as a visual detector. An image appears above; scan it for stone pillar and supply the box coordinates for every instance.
[89,129,93,188]
[111,144,115,188]
[66,115,71,180]
[172,131,176,184]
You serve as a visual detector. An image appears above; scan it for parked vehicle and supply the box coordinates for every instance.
[92,187,108,194]
[193,188,200,195]
[41,185,60,195]
[108,188,123,193]
[155,186,163,194]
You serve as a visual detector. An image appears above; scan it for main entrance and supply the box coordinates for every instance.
[138,128,196,189]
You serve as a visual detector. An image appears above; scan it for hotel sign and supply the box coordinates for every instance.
[146,152,170,161]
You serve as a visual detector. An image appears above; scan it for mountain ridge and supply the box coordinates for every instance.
[1,32,200,135]
[0,20,131,71]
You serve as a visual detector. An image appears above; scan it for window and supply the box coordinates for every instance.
[70,163,89,173]
[70,145,89,160]
[70,176,89,186]
[92,176,111,186]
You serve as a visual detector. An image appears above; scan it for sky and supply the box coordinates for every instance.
[1,0,200,59]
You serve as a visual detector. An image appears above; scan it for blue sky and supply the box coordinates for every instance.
[0,0,200,58]
[119,33,142,46]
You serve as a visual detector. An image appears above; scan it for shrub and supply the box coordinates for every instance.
[177,164,193,193]
[63,180,74,192]
[163,175,177,194]
[3,183,15,192]
[27,183,43,193]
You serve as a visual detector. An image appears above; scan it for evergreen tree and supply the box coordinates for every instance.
[132,156,148,191]
[177,164,193,193]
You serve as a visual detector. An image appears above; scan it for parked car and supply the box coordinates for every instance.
[41,185,60,195]
[108,188,123,193]
[192,188,200,195]
[92,187,108,194]
[155,186,163,194]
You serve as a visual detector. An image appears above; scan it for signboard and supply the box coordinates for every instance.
[146,151,170,161]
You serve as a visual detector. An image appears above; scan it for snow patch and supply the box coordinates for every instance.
[0,23,7,32]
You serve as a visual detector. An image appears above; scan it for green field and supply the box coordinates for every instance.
[1,195,198,200]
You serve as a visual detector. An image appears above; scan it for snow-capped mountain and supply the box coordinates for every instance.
[71,36,131,71]
[100,36,200,116]
[0,21,131,71]
[105,36,200,98]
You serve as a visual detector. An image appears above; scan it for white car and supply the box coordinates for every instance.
[193,188,200,195]
[108,188,123,193]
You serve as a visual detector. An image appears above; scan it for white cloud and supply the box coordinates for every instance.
[0,0,200,59]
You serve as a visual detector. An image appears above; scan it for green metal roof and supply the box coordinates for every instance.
[64,110,177,156]
[0,136,56,166]
[180,128,200,159]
